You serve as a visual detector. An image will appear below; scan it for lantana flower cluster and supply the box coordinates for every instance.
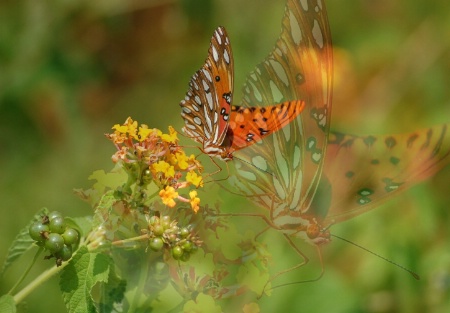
[106,117,203,212]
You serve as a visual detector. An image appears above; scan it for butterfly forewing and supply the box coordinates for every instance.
[180,27,234,149]
[321,124,450,225]
[228,100,305,151]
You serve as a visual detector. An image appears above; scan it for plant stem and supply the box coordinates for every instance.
[13,258,69,305]
[128,254,149,313]
[8,247,44,295]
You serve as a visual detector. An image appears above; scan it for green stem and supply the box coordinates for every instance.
[128,254,149,313]
[8,247,44,295]
[13,257,69,304]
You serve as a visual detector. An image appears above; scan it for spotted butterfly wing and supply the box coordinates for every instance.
[231,0,332,233]
[321,124,450,226]
[180,27,234,159]
[180,27,305,161]
[236,0,333,212]
[231,0,450,246]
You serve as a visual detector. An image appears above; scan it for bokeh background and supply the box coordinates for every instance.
[1,0,449,312]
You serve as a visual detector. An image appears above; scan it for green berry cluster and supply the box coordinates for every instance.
[146,215,200,262]
[28,211,79,266]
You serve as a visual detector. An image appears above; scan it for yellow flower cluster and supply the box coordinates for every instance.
[106,117,203,212]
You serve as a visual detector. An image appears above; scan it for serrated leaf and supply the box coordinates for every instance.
[0,295,16,313]
[60,246,112,313]
[1,208,48,275]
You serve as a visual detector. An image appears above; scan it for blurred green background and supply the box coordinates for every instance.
[1,0,449,312]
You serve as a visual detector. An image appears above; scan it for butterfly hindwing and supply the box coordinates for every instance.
[322,124,450,225]
[180,27,234,149]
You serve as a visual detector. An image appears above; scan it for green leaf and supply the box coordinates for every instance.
[75,165,127,206]
[0,295,16,313]
[1,208,48,275]
[93,190,118,226]
[60,246,113,313]
[65,216,93,238]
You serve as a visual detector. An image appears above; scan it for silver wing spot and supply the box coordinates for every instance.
[202,69,213,83]
[186,123,196,130]
[182,107,191,114]
[212,45,219,62]
[194,95,202,105]
[249,80,263,102]
[289,10,302,45]
[215,31,222,45]
[224,49,230,64]
[206,92,214,111]
[193,117,202,125]
[300,0,309,11]
[270,80,283,103]
[312,19,324,48]
[269,59,289,86]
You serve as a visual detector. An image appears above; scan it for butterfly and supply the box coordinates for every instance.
[180,27,305,161]
[227,0,450,274]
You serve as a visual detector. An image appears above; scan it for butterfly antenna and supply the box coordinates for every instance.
[233,156,276,178]
[331,234,420,280]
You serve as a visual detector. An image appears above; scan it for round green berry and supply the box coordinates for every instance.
[55,244,73,261]
[168,233,177,242]
[181,240,193,252]
[49,217,66,234]
[161,216,171,229]
[153,224,164,236]
[149,216,159,225]
[45,233,65,253]
[179,227,190,238]
[149,237,164,251]
[180,252,191,262]
[190,244,199,254]
[48,211,63,221]
[62,228,79,245]
[29,222,49,242]
[171,246,183,260]
[141,169,153,183]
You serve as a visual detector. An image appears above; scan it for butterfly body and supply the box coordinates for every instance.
[180,27,305,161]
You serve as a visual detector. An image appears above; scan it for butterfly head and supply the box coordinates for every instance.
[305,219,330,246]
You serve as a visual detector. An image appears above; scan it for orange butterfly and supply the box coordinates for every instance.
[180,27,305,161]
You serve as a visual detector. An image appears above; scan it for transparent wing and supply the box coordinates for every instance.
[233,0,333,216]
[321,124,450,225]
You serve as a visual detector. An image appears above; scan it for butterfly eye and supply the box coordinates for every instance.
[215,76,220,82]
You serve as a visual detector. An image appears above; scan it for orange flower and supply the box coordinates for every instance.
[159,186,179,207]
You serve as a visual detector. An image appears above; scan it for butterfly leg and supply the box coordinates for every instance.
[214,212,280,230]
[260,235,324,297]
[202,156,230,183]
